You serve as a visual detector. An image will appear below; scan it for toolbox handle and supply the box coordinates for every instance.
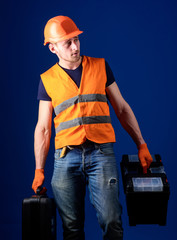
[36,186,47,195]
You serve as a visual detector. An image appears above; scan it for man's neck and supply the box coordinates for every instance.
[59,56,82,70]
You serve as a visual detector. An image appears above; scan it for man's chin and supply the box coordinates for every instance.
[71,55,81,62]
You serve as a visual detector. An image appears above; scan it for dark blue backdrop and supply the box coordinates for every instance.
[1,0,177,239]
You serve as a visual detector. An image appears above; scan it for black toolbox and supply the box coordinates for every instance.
[120,154,170,226]
[22,191,56,240]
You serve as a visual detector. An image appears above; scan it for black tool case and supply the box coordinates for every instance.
[22,193,56,240]
[120,154,170,226]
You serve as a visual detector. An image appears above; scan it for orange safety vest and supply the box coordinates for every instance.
[41,56,116,149]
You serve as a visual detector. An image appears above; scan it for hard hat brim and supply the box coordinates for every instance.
[44,30,83,46]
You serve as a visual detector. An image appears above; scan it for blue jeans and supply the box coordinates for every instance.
[51,142,123,240]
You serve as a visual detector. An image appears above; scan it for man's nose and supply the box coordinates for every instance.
[71,41,78,51]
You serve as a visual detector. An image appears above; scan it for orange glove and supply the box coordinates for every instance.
[138,143,153,174]
[32,169,46,194]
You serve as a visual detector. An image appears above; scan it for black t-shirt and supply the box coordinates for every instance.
[37,60,115,101]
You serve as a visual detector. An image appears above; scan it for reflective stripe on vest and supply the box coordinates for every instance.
[56,115,111,133]
[54,93,107,115]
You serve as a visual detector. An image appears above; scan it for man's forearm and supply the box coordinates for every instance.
[116,103,145,147]
[34,123,51,169]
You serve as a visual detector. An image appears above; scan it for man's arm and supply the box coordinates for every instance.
[106,82,145,147]
[34,100,53,168]
[32,100,53,193]
[106,82,152,173]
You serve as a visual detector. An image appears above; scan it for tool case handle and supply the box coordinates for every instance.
[36,186,47,196]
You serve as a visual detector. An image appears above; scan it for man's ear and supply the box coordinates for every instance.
[49,43,57,54]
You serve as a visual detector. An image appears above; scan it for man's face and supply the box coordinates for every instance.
[52,36,81,65]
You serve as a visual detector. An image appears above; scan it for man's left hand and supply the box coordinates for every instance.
[138,143,153,174]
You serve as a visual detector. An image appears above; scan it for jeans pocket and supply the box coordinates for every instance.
[98,142,114,156]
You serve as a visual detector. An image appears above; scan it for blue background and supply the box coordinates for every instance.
[1,0,177,239]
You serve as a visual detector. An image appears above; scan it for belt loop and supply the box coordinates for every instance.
[94,142,100,150]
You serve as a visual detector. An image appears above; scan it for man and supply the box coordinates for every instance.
[32,16,153,240]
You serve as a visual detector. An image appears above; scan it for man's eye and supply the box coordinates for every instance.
[66,41,71,46]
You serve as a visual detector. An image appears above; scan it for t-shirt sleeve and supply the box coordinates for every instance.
[37,79,52,101]
[105,61,116,87]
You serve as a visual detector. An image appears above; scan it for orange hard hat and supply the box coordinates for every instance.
[43,16,83,46]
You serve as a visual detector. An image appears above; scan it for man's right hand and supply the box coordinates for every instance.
[32,169,45,193]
